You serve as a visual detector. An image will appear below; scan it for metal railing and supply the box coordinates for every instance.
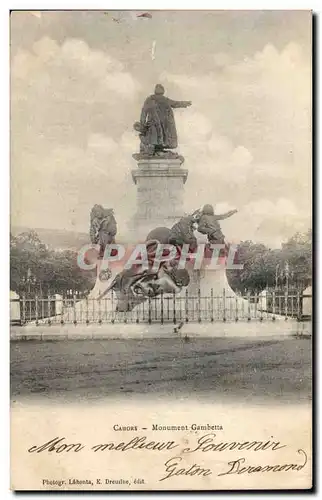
[10,289,311,326]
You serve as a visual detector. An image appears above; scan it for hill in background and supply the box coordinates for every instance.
[11,226,89,251]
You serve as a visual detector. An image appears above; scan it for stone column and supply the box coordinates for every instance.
[130,156,188,238]
[10,290,21,324]
[302,286,312,318]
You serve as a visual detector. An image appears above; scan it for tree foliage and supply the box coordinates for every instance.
[10,231,96,296]
[227,229,312,293]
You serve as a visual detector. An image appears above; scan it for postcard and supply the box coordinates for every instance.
[10,9,312,491]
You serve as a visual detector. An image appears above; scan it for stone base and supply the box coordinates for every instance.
[10,319,310,340]
[131,156,188,236]
[132,151,184,162]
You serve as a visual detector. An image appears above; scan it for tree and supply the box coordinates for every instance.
[227,229,312,293]
[227,241,274,293]
[280,229,312,290]
[10,231,96,295]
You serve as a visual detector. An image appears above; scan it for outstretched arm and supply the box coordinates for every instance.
[167,98,192,109]
[216,209,238,221]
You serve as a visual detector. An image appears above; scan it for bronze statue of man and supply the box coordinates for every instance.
[138,84,191,154]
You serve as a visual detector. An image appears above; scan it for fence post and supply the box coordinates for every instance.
[111,291,115,324]
[284,289,288,321]
[254,292,258,320]
[136,295,140,324]
[235,294,239,322]
[155,296,159,323]
[297,290,302,321]
[223,288,226,322]
[210,288,214,323]
[247,291,251,321]
[76,295,82,324]
[21,294,26,325]
[160,291,164,325]
[173,292,177,325]
[291,290,294,318]
[46,293,51,325]
[124,299,129,324]
[34,295,38,326]
[148,294,152,325]
[73,294,77,325]
[85,296,89,325]
[272,290,276,321]
[41,295,45,321]
[191,293,195,322]
[135,296,141,324]
[197,288,201,323]
[185,289,189,323]
[27,296,31,322]
[102,294,107,324]
[60,294,65,325]
[98,298,102,325]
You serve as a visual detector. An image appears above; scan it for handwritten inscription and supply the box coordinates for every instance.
[160,457,212,482]
[28,437,84,454]
[28,433,285,455]
[28,434,308,483]
[181,433,286,453]
[218,449,307,476]
[91,436,178,452]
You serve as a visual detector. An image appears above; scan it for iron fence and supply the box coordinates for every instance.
[10,289,311,326]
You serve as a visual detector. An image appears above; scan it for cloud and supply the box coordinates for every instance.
[12,36,140,102]
[176,110,213,145]
[87,134,118,152]
[228,42,307,78]
[239,198,311,247]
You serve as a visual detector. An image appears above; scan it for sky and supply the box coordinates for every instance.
[10,10,312,248]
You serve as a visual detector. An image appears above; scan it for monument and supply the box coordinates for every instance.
[61,84,258,323]
[86,84,243,308]
[28,84,285,327]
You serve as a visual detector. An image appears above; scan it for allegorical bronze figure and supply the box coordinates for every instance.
[89,204,117,258]
[197,204,238,244]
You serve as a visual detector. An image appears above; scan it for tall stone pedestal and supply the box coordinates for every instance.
[130,156,188,239]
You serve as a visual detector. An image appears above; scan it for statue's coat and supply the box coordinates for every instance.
[140,95,189,149]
